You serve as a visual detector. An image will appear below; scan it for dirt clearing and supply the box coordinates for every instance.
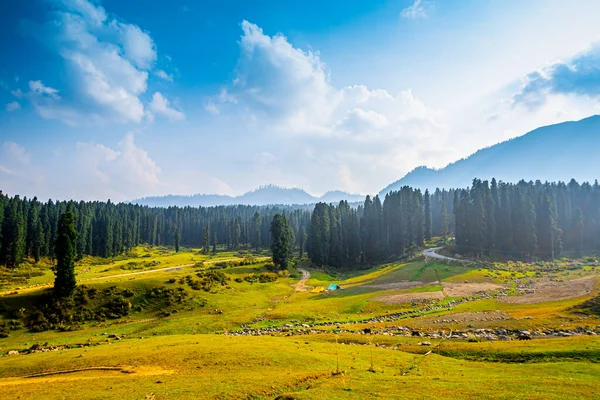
[374,291,444,304]
[501,276,597,304]
[365,281,425,290]
[443,282,506,297]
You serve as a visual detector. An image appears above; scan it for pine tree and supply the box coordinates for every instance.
[252,212,262,251]
[203,226,210,254]
[424,189,432,241]
[0,197,26,268]
[54,205,78,298]
[298,227,306,258]
[270,214,293,269]
[174,226,181,253]
[440,193,448,240]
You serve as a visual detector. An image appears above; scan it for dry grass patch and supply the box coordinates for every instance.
[374,291,444,304]
[501,276,596,304]
[443,282,506,297]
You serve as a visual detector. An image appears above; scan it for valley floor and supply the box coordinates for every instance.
[0,246,599,399]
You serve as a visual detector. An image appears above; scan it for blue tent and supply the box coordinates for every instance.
[327,284,341,291]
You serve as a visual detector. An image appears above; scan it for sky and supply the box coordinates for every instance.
[2,0,600,202]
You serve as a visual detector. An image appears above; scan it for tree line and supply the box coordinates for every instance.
[306,178,600,267]
[0,193,311,268]
[454,178,600,258]
[1,178,598,270]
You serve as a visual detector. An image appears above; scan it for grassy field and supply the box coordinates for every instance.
[0,247,599,399]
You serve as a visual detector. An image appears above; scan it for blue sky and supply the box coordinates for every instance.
[2,0,600,201]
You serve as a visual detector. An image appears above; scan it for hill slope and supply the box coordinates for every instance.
[381,115,600,194]
[133,185,364,207]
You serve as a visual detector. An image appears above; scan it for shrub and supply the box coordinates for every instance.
[0,321,10,338]
[103,296,131,319]
[9,320,23,330]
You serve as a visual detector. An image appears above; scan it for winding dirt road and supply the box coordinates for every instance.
[294,268,311,292]
[422,246,458,261]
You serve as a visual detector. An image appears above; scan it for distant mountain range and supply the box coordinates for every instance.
[380,115,600,195]
[132,185,364,207]
[134,116,600,207]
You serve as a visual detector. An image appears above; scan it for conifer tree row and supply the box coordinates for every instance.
[0,193,311,267]
[307,179,600,267]
[1,177,598,269]
[453,179,600,258]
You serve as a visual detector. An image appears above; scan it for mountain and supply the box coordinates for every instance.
[381,115,600,195]
[132,185,364,207]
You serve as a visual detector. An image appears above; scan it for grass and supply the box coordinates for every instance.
[0,249,599,398]
[0,334,599,399]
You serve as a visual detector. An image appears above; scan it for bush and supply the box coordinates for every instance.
[8,320,23,330]
[0,321,10,338]
[103,296,131,318]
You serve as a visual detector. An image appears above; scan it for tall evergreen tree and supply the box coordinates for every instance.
[54,205,78,298]
[270,214,293,269]
[424,189,432,241]
[202,226,210,254]
[0,197,26,268]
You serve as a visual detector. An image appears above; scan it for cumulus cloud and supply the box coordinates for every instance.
[155,69,174,82]
[512,43,600,109]
[1,132,234,201]
[208,21,446,193]
[20,0,179,126]
[149,92,185,121]
[0,142,44,197]
[401,0,432,20]
[6,102,21,112]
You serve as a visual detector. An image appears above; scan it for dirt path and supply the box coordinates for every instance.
[294,268,311,292]
[1,256,273,297]
[0,263,196,296]
[80,264,195,282]
[422,247,458,261]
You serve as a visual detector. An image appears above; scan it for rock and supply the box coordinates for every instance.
[7,350,19,356]
[421,341,431,346]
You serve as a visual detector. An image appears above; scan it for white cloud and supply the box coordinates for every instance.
[29,80,60,99]
[208,21,446,193]
[11,89,23,99]
[253,151,275,165]
[2,141,31,165]
[113,22,156,69]
[0,133,232,201]
[0,142,44,198]
[155,69,174,82]
[6,102,21,112]
[149,92,185,121]
[401,0,432,20]
[21,0,173,126]
[512,43,600,109]
[204,101,220,115]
